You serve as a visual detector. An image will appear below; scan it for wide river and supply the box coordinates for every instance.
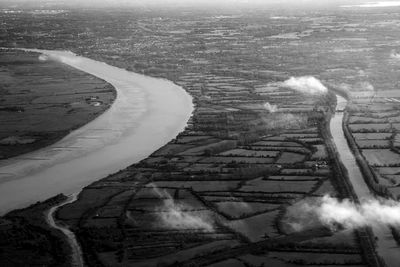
[0,49,193,215]
[331,95,400,267]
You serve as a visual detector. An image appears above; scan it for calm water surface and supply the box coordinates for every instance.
[0,49,193,215]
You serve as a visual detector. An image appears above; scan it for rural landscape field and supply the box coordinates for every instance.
[1,0,400,266]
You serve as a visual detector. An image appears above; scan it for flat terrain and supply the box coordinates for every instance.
[3,4,400,267]
[0,49,115,159]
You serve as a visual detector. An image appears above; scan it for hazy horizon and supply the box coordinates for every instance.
[0,0,389,9]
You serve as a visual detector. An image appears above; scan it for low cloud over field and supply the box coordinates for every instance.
[263,102,278,113]
[262,113,308,131]
[38,51,82,65]
[284,195,400,232]
[391,51,400,60]
[149,184,214,232]
[280,76,328,95]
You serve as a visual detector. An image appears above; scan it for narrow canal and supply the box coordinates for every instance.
[330,94,400,267]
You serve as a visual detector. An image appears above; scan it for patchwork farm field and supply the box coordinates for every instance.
[6,4,400,267]
[52,79,350,266]
[347,93,400,202]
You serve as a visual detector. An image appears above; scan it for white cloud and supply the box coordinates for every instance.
[281,76,328,95]
[391,51,400,60]
[264,102,278,113]
[149,183,214,232]
[159,199,214,231]
[285,195,400,232]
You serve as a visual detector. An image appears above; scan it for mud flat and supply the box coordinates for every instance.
[0,49,193,214]
[0,48,116,159]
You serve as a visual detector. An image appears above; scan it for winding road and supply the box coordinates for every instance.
[46,193,84,267]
